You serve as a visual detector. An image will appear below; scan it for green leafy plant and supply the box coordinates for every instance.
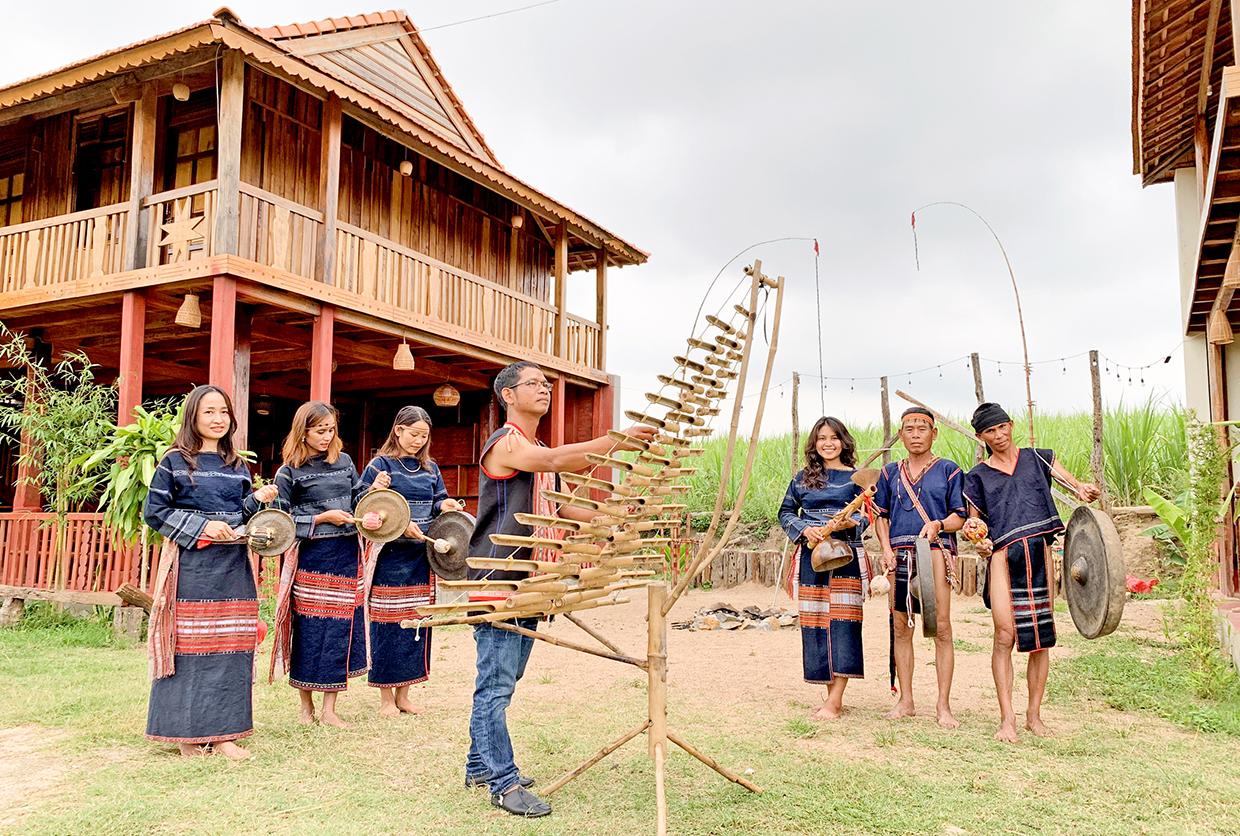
[76,401,181,546]
[1142,487,1190,567]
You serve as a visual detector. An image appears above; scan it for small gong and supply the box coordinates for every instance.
[1062,505,1126,640]
[912,536,938,638]
[424,510,476,580]
[354,489,412,543]
[246,508,296,557]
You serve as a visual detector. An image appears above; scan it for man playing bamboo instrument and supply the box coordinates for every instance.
[464,361,655,817]
[962,402,1099,743]
[874,406,966,728]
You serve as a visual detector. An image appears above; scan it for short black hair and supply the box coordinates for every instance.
[900,406,935,424]
[493,361,540,408]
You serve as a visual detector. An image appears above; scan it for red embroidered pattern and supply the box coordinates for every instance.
[174,599,259,654]
[293,570,361,620]
[798,577,864,628]
[369,583,434,623]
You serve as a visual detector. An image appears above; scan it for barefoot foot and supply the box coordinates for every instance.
[297,709,316,725]
[178,743,210,758]
[215,741,252,761]
[378,703,401,719]
[936,707,960,730]
[995,720,1018,743]
[321,711,350,729]
[395,699,424,715]
[884,701,916,720]
[1025,716,1051,737]
[811,703,842,721]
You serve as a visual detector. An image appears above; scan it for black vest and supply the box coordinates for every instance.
[467,426,539,585]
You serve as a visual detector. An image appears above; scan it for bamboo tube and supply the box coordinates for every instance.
[683,427,713,438]
[648,583,669,764]
[400,593,631,629]
[645,392,685,410]
[672,355,707,373]
[733,303,753,317]
[607,429,652,450]
[685,337,722,353]
[690,374,721,387]
[624,410,667,429]
[542,720,651,796]
[667,730,763,794]
[655,741,668,836]
[492,620,647,668]
[466,558,571,574]
[657,375,704,393]
[714,334,740,350]
[705,314,738,335]
[439,578,522,589]
[585,453,654,476]
[637,451,675,467]
[512,512,606,534]
[557,473,621,494]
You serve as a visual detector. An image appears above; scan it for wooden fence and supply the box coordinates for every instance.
[0,512,155,600]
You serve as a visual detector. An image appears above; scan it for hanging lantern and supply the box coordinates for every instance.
[172,82,191,102]
[398,159,414,177]
[174,293,202,328]
[433,383,461,407]
[393,340,416,370]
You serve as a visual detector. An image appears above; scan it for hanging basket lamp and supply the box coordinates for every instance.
[393,340,416,370]
[174,293,202,328]
[433,383,461,407]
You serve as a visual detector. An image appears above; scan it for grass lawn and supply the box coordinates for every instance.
[1,595,1238,835]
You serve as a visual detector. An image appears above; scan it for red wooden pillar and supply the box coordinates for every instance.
[118,291,146,423]
[12,410,41,511]
[209,276,238,396]
[310,305,335,403]
[233,306,252,451]
[549,376,567,447]
[592,378,616,439]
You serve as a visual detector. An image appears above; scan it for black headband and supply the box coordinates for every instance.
[900,406,935,425]
[971,402,1011,434]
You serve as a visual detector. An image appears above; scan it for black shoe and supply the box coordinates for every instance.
[491,785,551,818]
[465,772,534,789]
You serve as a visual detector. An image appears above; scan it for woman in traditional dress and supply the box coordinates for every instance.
[778,416,870,720]
[144,384,278,759]
[360,406,464,717]
[271,401,368,728]
[962,402,1099,743]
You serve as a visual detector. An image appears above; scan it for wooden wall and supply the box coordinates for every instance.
[338,117,552,299]
[241,70,323,210]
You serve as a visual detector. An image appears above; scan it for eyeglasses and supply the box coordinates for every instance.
[507,380,553,393]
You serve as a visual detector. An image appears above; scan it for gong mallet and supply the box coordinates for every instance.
[195,507,296,556]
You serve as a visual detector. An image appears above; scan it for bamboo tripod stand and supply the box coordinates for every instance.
[406,262,784,834]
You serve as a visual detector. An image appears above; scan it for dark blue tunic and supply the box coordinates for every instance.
[873,457,965,615]
[963,448,1064,652]
[275,453,367,690]
[143,450,262,743]
[778,468,868,683]
[360,455,448,687]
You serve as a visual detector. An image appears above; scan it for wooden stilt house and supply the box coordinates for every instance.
[0,9,645,600]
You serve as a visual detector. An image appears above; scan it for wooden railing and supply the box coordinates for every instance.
[0,512,155,594]
[565,314,602,369]
[239,183,321,281]
[0,202,129,294]
[334,221,558,358]
[144,181,217,267]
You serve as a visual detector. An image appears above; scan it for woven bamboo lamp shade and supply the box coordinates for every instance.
[433,383,461,407]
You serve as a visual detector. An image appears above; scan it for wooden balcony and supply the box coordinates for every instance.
[0,179,606,376]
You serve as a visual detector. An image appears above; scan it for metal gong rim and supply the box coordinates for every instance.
[1062,505,1126,639]
[425,510,476,580]
[355,489,412,543]
[915,537,938,638]
[246,508,296,557]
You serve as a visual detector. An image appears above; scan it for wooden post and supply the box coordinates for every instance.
[118,291,146,422]
[880,376,892,465]
[647,582,669,835]
[592,381,614,439]
[790,372,800,476]
[316,95,342,285]
[553,225,568,358]
[310,305,335,403]
[214,50,245,255]
[208,276,237,396]
[123,85,157,270]
[1088,350,1110,511]
[549,376,566,447]
[596,250,608,369]
[1207,341,1236,592]
[970,352,986,464]
[233,306,252,452]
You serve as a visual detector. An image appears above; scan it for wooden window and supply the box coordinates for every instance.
[161,90,217,192]
[0,171,23,227]
[73,109,130,211]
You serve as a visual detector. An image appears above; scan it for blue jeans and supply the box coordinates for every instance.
[466,618,537,794]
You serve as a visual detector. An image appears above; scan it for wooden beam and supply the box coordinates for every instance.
[316,95,343,285]
[213,50,245,254]
[554,224,568,358]
[1199,1,1223,116]
[233,305,252,450]
[1196,114,1210,203]
[550,376,566,447]
[596,250,608,369]
[117,291,146,422]
[236,281,321,316]
[123,84,158,270]
[310,305,334,402]
[209,276,237,395]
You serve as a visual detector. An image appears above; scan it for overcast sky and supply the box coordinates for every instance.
[0,1,1183,433]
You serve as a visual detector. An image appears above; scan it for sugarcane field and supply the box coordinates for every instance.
[1,3,1239,835]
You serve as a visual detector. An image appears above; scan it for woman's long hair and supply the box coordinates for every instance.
[173,385,242,472]
[376,405,435,466]
[281,401,343,468]
[802,415,857,489]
